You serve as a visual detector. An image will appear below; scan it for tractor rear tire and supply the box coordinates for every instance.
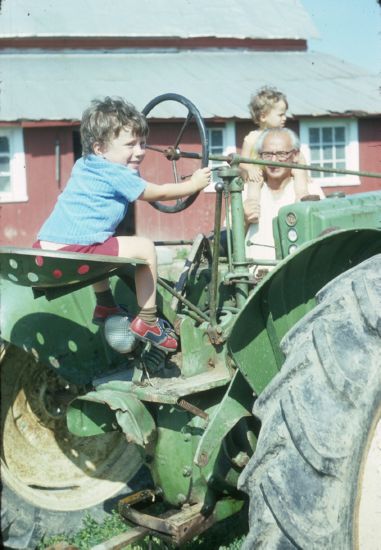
[1,345,145,549]
[239,254,381,549]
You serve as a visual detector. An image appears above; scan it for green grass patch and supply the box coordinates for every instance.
[38,509,247,549]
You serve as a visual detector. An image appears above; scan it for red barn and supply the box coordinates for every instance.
[1,0,380,246]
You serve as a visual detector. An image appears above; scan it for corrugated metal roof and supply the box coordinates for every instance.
[1,49,379,121]
[0,0,318,40]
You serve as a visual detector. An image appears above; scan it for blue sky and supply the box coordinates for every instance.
[301,0,381,74]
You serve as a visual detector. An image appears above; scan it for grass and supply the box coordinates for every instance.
[37,510,247,549]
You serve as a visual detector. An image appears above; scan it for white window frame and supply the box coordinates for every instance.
[0,127,28,203]
[300,118,360,187]
[204,122,236,192]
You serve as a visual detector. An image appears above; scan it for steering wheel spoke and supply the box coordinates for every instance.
[174,111,194,149]
[172,160,180,184]
[142,93,209,213]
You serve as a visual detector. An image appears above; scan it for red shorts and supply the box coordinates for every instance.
[32,236,119,256]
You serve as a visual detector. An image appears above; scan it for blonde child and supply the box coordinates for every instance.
[241,86,309,224]
[33,97,211,353]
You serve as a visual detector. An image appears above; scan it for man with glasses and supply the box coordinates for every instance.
[244,127,324,268]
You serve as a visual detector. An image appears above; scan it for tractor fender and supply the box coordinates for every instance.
[228,228,381,396]
[67,389,156,448]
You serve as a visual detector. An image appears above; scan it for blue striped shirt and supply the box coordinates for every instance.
[38,155,147,245]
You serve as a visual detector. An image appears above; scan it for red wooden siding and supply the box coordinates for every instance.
[358,118,381,192]
[137,121,218,240]
[1,127,75,247]
[0,37,308,51]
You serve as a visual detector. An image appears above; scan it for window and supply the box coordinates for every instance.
[300,119,359,187]
[204,122,236,192]
[0,128,28,203]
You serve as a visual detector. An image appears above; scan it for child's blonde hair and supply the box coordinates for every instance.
[248,86,288,125]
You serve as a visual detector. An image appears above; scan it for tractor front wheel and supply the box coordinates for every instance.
[1,345,144,549]
[239,254,381,549]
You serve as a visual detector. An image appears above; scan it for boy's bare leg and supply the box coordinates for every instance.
[92,238,156,307]
[116,236,157,309]
[117,236,177,352]
[93,279,111,292]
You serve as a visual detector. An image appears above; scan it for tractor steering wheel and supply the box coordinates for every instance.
[142,93,209,213]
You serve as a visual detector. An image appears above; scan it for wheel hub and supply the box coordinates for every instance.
[1,348,143,511]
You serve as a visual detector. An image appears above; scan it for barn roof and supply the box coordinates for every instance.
[0,0,379,122]
[0,0,318,40]
[1,49,380,121]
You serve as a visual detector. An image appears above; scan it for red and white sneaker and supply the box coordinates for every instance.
[130,317,177,352]
[92,305,127,325]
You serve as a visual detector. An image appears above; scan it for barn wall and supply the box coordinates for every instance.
[136,121,219,239]
[358,118,381,192]
[302,118,381,197]
[1,118,380,246]
[134,120,301,240]
[1,127,75,246]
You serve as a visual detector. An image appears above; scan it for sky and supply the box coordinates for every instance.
[300,0,381,74]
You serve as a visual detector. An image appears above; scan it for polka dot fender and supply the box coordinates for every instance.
[0,246,148,297]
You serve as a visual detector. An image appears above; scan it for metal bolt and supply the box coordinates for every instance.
[198,450,209,466]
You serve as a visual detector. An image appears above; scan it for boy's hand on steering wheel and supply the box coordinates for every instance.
[190,167,212,192]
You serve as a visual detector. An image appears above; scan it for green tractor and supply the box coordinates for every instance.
[1,94,380,549]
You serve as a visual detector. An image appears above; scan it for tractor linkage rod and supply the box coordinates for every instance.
[157,276,209,324]
[146,145,381,179]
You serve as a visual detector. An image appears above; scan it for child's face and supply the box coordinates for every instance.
[260,100,287,129]
[95,127,146,170]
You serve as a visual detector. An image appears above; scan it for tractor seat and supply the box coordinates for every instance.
[0,246,147,300]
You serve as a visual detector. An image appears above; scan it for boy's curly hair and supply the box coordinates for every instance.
[248,86,288,125]
[80,96,149,156]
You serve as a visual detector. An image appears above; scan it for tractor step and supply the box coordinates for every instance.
[90,526,149,550]
[118,494,244,546]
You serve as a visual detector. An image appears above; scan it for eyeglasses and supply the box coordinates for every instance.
[259,150,294,161]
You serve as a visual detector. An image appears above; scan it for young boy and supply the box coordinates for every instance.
[33,96,211,353]
[240,86,309,224]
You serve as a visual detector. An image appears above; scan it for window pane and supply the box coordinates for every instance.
[323,145,333,160]
[310,146,320,161]
[335,127,345,142]
[207,127,225,184]
[0,136,10,153]
[309,128,320,144]
[0,175,11,192]
[0,128,27,201]
[311,169,321,179]
[211,130,223,147]
[322,127,333,143]
[304,119,358,185]
[0,157,10,172]
[335,145,346,159]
